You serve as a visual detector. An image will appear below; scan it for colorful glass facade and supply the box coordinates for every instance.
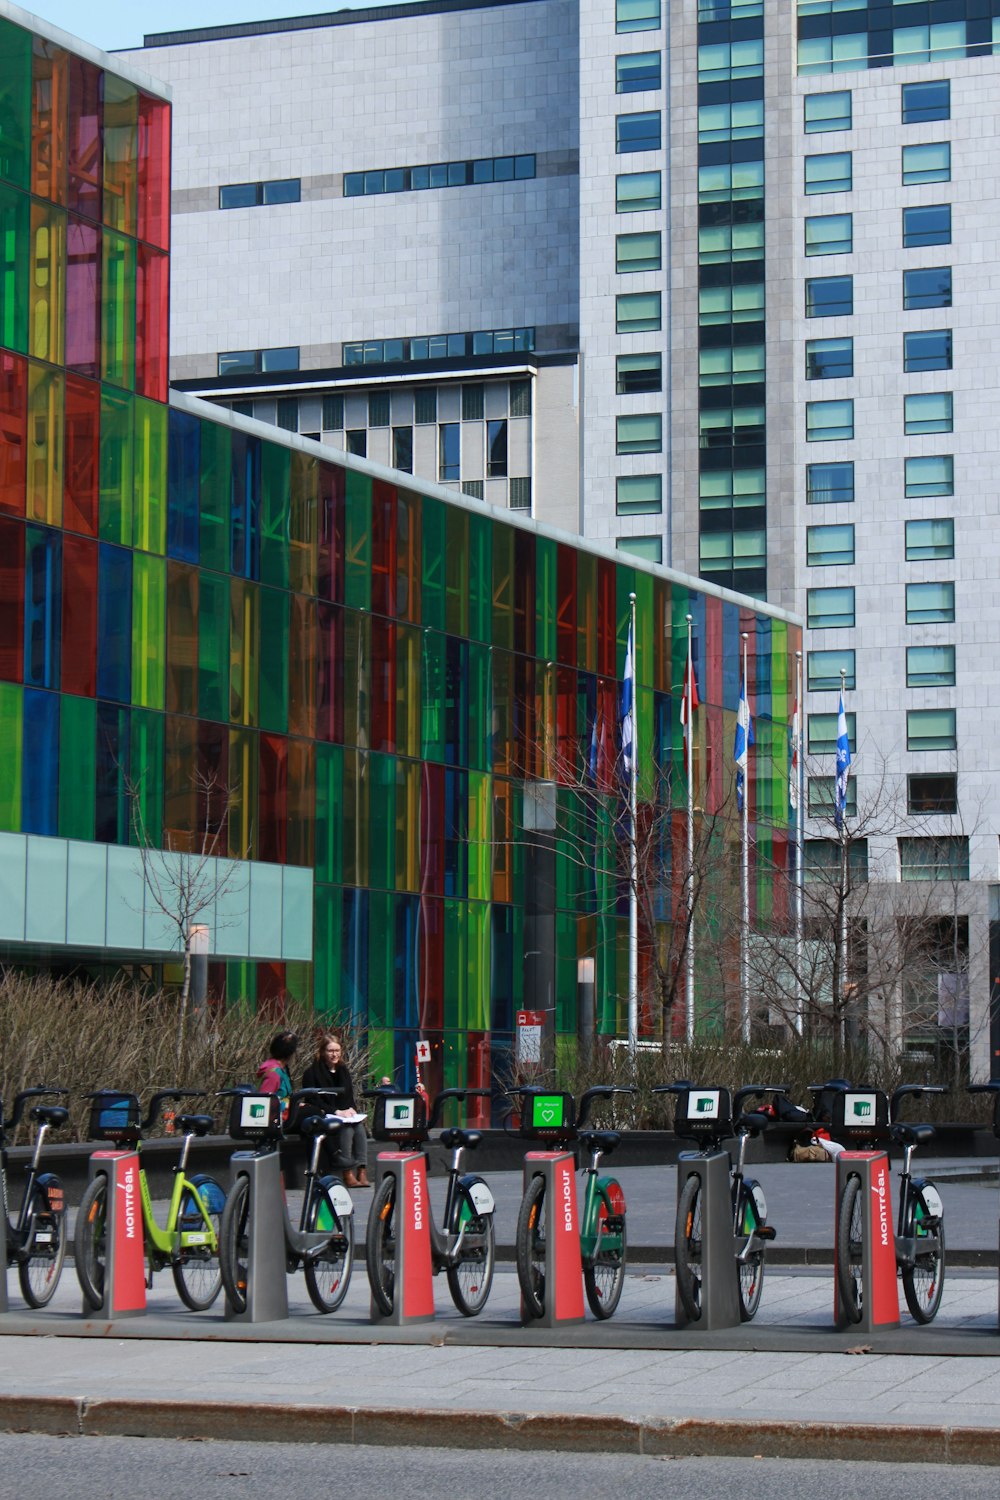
[0,10,801,1097]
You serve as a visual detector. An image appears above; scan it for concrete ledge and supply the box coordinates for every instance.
[2,1395,1000,1465]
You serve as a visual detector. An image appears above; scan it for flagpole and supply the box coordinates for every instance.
[685,613,695,1044]
[740,632,750,1043]
[627,592,639,1055]
[838,667,849,1054]
[794,650,804,1037]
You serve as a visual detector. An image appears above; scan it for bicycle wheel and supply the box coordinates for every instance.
[902,1196,945,1325]
[836,1173,864,1324]
[583,1211,627,1320]
[514,1174,546,1319]
[219,1174,251,1315]
[304,1184,354,1314]
[171,1174,225,1312]
[674,1173,703,1322]
[74,1175,108,1311]
[735,1183,765,1323]
[18,1180,67,1308]
[446,1197,496,1318]
[365,1174,396,1316]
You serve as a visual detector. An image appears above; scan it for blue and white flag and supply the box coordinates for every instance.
[733,671,754,813]
[835,690,852,829]
[621,618,635,783]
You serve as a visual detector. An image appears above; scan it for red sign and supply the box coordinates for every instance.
[524,1151,585,1322]
[378,1152,435,1319]
[92,1150,147,1314]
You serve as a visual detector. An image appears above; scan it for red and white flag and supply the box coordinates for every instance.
[680,651,699,770]
[789,694,800,812]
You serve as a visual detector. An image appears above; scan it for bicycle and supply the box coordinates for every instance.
[658,1082,785,1323]
[365,1086,496,1317]
[219,1087,355,1314]
[511,1085,634,1321]
[1,1087,70,1308]
[75,1089,227,1312]
[828,1081,948,1325]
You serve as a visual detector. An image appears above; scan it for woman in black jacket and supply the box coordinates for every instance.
[301,1033,369,1187]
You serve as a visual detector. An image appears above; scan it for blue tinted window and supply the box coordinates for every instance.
[167,409,201,564]
[97,544,132,703]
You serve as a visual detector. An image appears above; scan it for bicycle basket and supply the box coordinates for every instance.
[519,1091,575,1142]
[673,1086,733,1138]
[88,1092,141,1141]
[372,1093,427,1143]
[831,1088,889,1138]
[228,1092,282,1141]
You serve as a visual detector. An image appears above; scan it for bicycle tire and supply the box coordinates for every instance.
[583,1201,626,1320]
[304,1184,354,1314]
[902,1192,945,1325]
[446,1194,496,1317]
[74,1175,108,1311]
[514,1174,546,1319]
[171,1174,225,1312]
[674,1172,703,1322]
[219,1173,251,1315]
[836,1173,864,1324]
[735,1182,765,1323]
[18,1179,67,1309]
[365,1174,396,1316]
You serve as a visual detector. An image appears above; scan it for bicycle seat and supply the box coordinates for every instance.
[891,1122,935,1148]
[439,1128,481,1150]
[578,1129,620,1155]
[175,1113,214,1137]
[30,1105,68,1128]
[299,1113,340,1139]
[737,1111,771,1137]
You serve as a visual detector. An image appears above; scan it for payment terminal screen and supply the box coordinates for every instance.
[531,1094,566,1131]
[844,1092,878,1125]
[687,1090,721,1120]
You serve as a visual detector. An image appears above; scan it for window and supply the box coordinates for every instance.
[438,423,459,481]
[804,91,851,134]
[905,455,953,497]
[699,528,766,577]
[807,523,854,566]
[699,405,766,448]
[907,645,955,687]
[342,327,534,367]
[907,708,956,751]
[392,426,413,472]
[616,474,662,514]
[699,285,764,326]
[806,276,852,317]
[698,100,764,143]
[806,337,853,380]
[807,586,855,629]
[807,649,856,692]
[414,388,437,425]
[616,171,661,212]
[804,217,852,266]
[616,51,660,92]
[904,393,952,435]
[902,143,950,186]
[906,581,954,624]
[907,773,958,814]
[807,461,854,505]
[809,776,857,819]
[903,267,951,310]
[617,535,662,563]
[616,413,662,454]
[805,152,852,195]
[322,394,344,431]
[903,204,951,249]
[807,399,854,442]
[698,39,764,83]
[616,292,661,334]
[509,477,531,510]
[616,112,660,153]
[616,231,661,273]
[893,22,966,68]
[275,397,298,432]
[698,0,763,15]
[797,34,868,77]
[509,379,531,418]
[808,711,856,756]
[698,161,765,203]
[699,468,765,512]
[346,430,366,458]
[699,223,765,264]
[899,837,968,883]
[905,517,954,560]
[699,345,765,386]
[343,154,536,197]
[804,839,868,886]
[616,0,659,33]
[368,392,390,428]
[904,330,952,373]
[902,80,950,125]
[218,346,299,376]
[463,480,484,500]
[486,419,508,477]
[617,352,661,394]
[219,178,300,208]
[461,385,484,421]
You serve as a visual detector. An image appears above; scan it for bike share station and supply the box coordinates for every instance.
[831,1089,900,1333]
[368,1092,436,1326]
[517,1092,586,1328]
[77,1093,148,1319]
[222,1092,292,1323]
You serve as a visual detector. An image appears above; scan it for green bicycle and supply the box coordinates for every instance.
[74,1089,226,1311]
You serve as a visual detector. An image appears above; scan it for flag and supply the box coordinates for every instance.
[621,618,635,782]
[734,670,754,813]
[835,690,851,829]
[789,693,799,813]
[680,649,699,772]
[587,705,598,783]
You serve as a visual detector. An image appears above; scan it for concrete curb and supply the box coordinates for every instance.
[2,1394,999,1465]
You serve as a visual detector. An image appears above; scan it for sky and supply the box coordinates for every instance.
[17,0,398,52]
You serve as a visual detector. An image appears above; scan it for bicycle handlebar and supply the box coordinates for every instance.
[733,1085,790,1116]
[968,1083,1000,1093]
[143,1089,206,1131]
[651,1080,695,1096]
[4,1087,70,1132]
[890,1084,947,1123]
[577,1085,635,1129]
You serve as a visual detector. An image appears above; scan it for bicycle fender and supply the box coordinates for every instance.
[318,1173,355,1218]
[458,1173,495,1217]
[596,1174,626,1216]
[742,1176,768,1227]
[187,1173,227,1216]
[34,1172,65,1215]
[911,1177,944,1223]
